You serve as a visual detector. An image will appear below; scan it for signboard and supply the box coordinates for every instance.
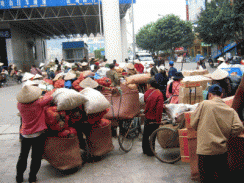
[101,51,105,56]
[201,42,211,47]
[0,0,136,9]
[0,29,11,38]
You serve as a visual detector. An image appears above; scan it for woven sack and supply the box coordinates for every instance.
[156,124,180,148]
[102,84,140,120]
[125,74,151,84]
[87,119,114,156]
[53,88,87,111]
[43,136,82,170]
[80,87,111,114]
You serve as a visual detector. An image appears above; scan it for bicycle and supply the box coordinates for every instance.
[117,115,143,153]
[149,112,185,164]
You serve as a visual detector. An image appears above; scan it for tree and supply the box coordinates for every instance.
[136,22,160,54]
[196,0,239,55]
[232,0,244,41]
[154,14,195,57]
[94,48,105,59]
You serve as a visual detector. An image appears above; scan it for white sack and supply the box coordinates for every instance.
[80,87,111,114]
[139,93,145,106]
[53,88,87,111]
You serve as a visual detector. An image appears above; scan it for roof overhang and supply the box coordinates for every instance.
[0,4,131,39]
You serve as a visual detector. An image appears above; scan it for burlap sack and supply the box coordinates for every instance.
[102,84,140,120]
[80,88,111,114]
[87,119,114,156]
[53,88,87,111]
[156,124,179,148]
[43,136,82,170]
[125,74,151,84]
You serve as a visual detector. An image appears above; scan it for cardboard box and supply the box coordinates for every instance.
[178,128,190,163]
[179,96,203,104]
[182,69,209,77]
[179,86,203,97]
[181,75,212,90]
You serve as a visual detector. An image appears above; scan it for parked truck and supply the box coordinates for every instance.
[62,41,88,63]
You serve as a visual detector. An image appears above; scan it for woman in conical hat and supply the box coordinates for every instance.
[211,69,232,98]
[16,85,53,183]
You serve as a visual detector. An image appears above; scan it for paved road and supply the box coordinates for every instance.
[0,62,211,183]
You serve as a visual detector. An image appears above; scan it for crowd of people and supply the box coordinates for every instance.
[9,55,245,183]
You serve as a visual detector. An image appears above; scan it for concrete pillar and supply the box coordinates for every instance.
[102,0,122,63]
[121,17,128,63]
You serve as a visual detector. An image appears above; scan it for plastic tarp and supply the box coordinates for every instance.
[218,63,244,77]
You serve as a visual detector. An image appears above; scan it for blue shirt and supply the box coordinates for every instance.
[168,67,177,79]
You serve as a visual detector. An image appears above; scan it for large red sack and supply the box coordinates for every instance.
[67,105,86,125]
[87,109,109,124]
[95,77,111,87]
[72,74,84,92]
[45,106,69,131]
[86,119,114,156]
[43,136,82,170]
[43,78,54,85]
[102,84,140,120]
[54,79,65,88]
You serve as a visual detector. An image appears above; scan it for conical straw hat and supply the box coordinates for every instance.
[217,57,225,62]
[211,69,229,80]
[53,73,64,81]
[22,80,38,87]
[33,74,43,80]
[64,72,76,80]
[79,77,98,89]
[17,85,42,103]
[126,63,135,70]
[22,72,35,82]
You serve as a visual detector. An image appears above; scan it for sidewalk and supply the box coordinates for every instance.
[0,84,196,183]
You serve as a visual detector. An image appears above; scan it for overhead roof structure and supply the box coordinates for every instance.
[0,2,132,39]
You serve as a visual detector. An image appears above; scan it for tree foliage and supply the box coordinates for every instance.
[136,14,194,56]
[196,0,244,54]
[136,22,159,54]
[154,14,194,55]
[94,48,105,59]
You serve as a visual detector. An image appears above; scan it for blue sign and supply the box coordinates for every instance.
[0,29,11,38]
[101,51,105,56]
[62,41,85,49]
[0,0,136,9]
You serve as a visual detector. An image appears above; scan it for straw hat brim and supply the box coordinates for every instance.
[33,74,43,80]
[211,69,229,80]
[126,63,135,70]
[217,57,225,62]
[22,72,35,82]
[17,85,42,103]
[79,77,98,89]
[64,72,76,80]
[53,73,64,81]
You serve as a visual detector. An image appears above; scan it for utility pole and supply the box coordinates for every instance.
[131,0,135,63]
[98,0,102,36]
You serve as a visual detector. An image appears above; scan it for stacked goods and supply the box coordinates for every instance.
[80,87,111,114]
[72,74,85,92]
[181,75,212,90]
[102,84,140,120]
[95,77,112,87]
[182,69,209,77]
[115,67,124,78]
[52,88,88,111]
[126,73,151,84]
[178,128,190,163]
[178,86,203,104]
[82,70,94,78]
[86,119,114,157]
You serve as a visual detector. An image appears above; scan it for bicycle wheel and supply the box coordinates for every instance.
[118,120,136,153]
[150,127,180,164]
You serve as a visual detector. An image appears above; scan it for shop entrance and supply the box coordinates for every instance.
[0,38,8,68]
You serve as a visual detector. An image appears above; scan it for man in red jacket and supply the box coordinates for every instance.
[143,78,164,156]
[134,59,144,74]
[16,85,53,183]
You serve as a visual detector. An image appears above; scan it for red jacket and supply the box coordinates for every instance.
[134,63,144,73]
[144,89,164,123]
[18,95,53,135]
